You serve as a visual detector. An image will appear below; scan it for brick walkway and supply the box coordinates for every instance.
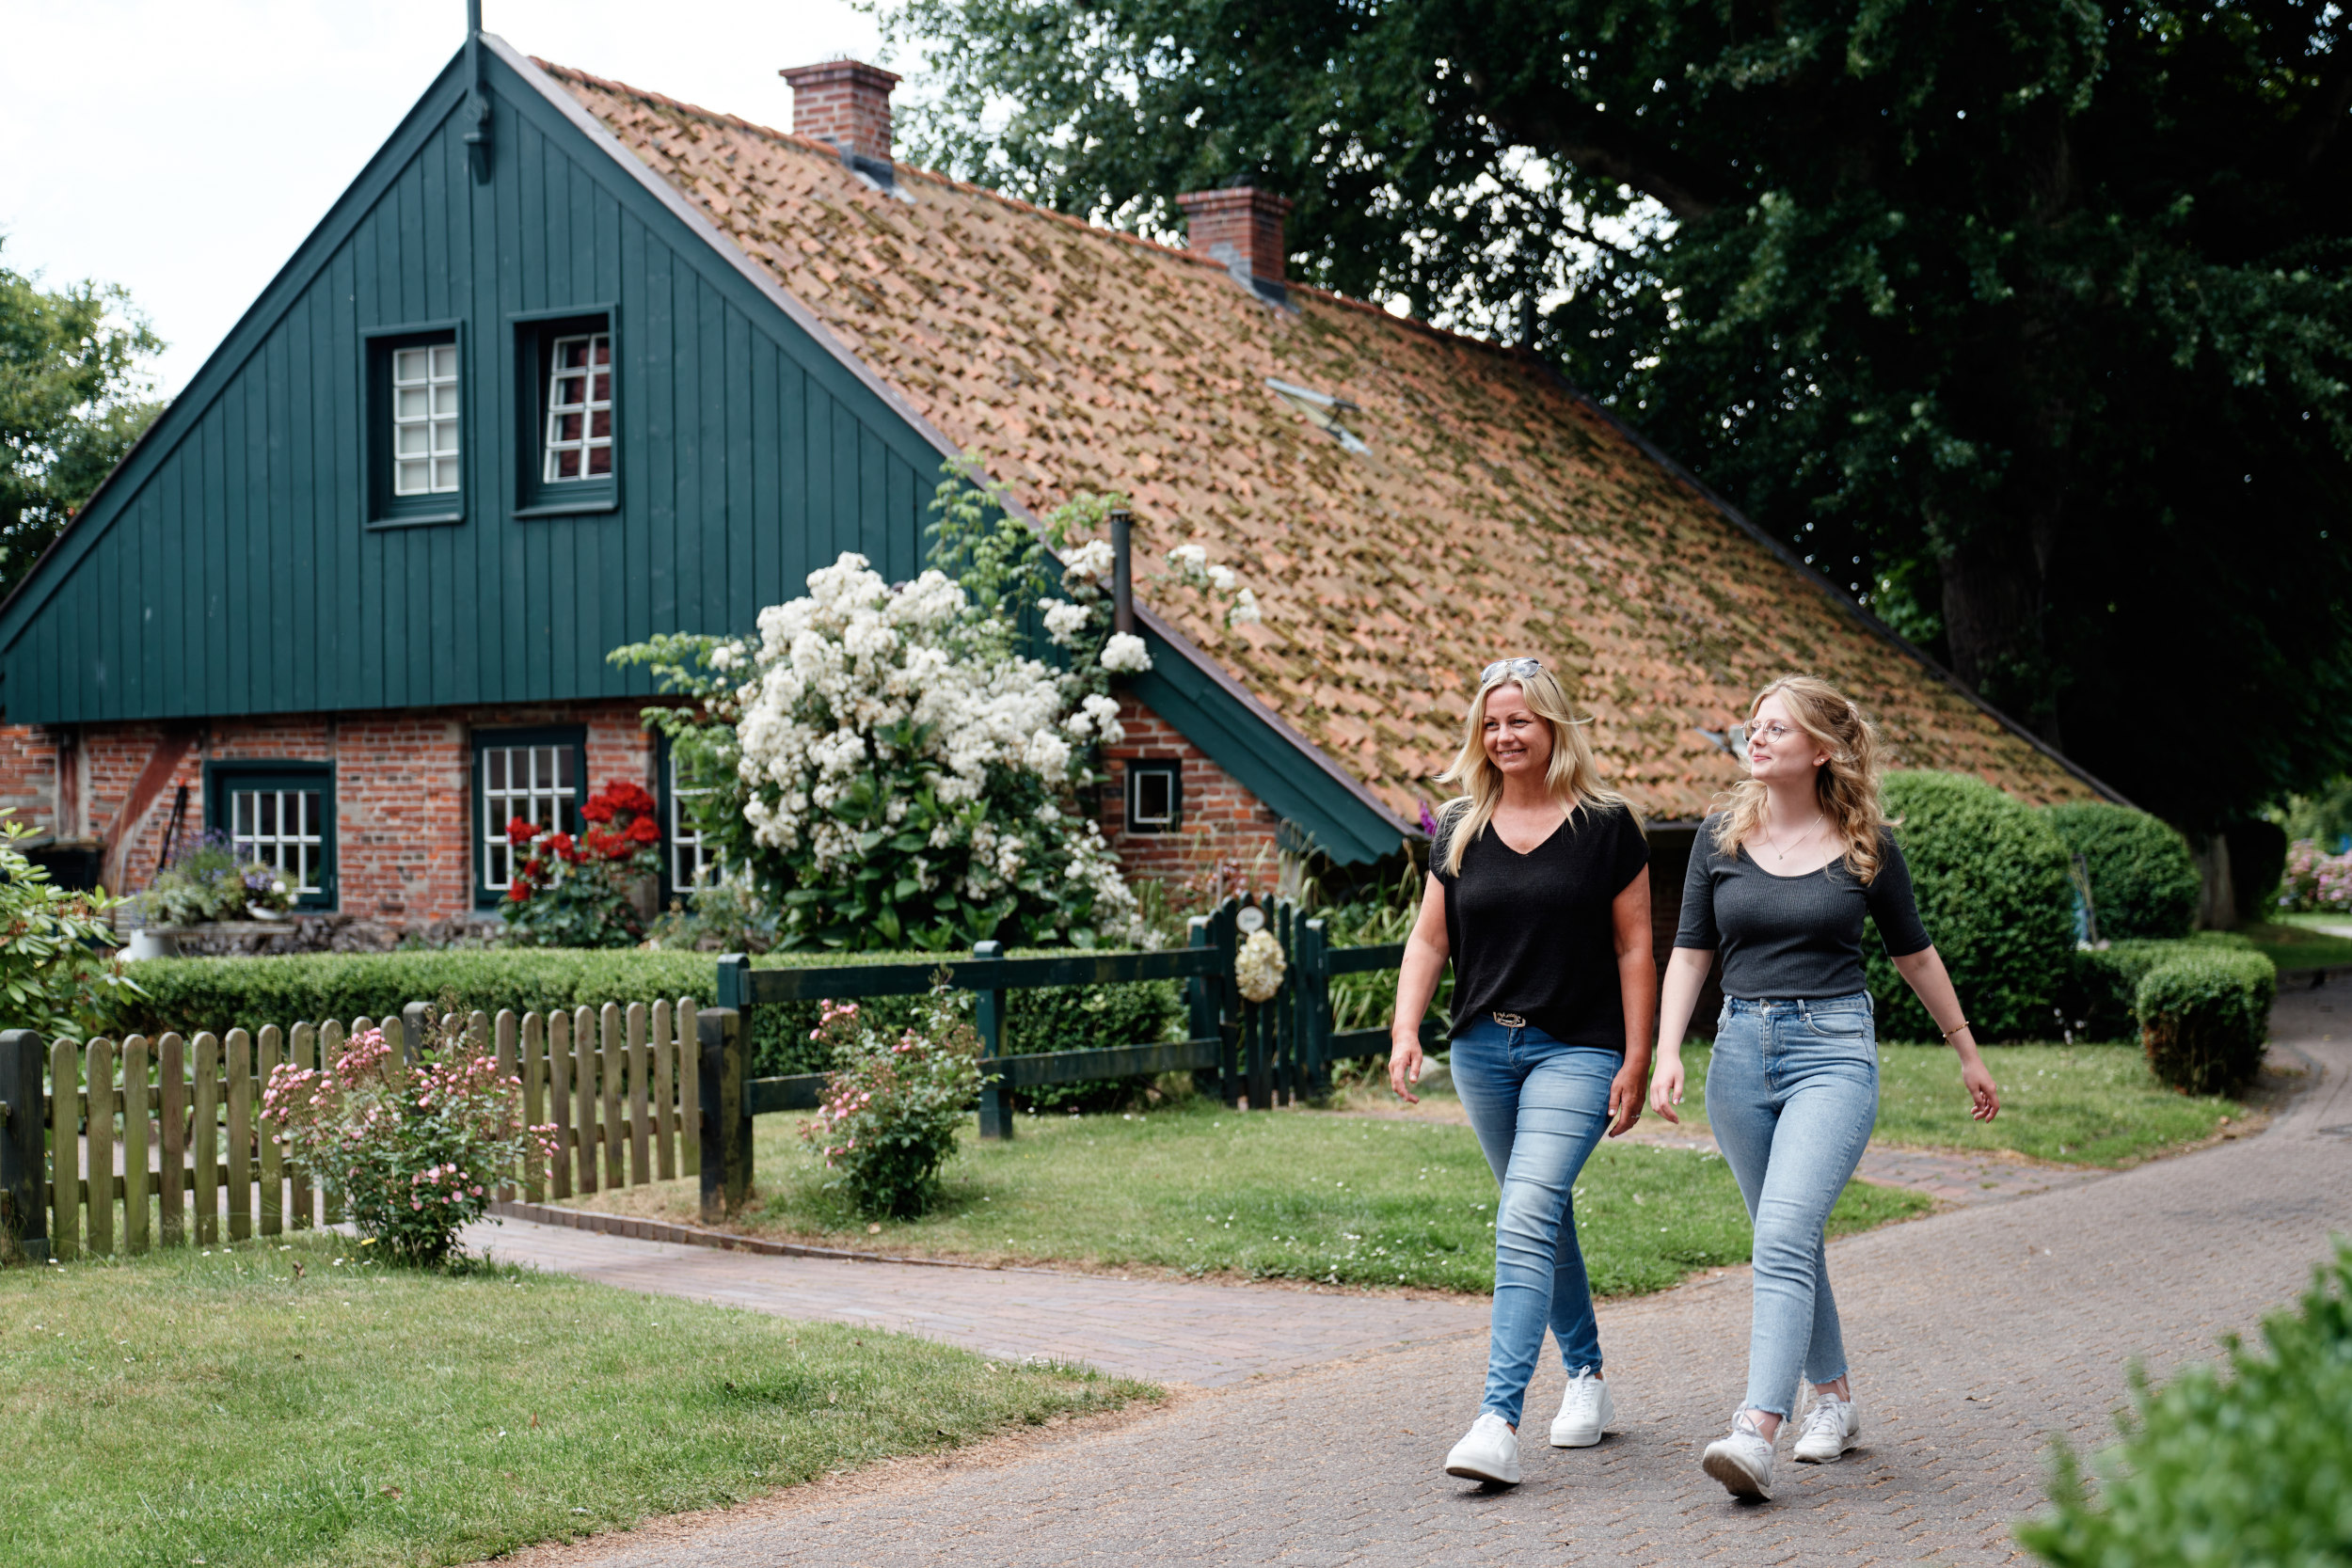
[485,990,2352,1566]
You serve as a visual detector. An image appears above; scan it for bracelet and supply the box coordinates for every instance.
[1941,1020,1972,1040]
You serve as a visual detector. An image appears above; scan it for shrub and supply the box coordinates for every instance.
[2136,948,2276,1095]
[0,810,140,1037]
[1864,771,2076,1041]
[499,781,661,947]
[2065,935,2251,1042]
[2276,836,2352,912]
[2018,1243,2352,1568]
[2043,801,2201,940]
[131,829,292,927]
[262,1007,556,1264]
[802,995,984,1217]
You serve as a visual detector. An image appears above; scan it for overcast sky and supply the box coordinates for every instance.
[0,0,900,398]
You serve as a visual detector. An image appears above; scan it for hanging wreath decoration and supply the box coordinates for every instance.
[1235,927,1288,1003]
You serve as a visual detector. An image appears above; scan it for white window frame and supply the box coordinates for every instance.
[668,749,714,893]
[229,785,327,897]
[541,331,613,483]
[1126,760,1181,833]
[390,341,461,496]
[480,742,577,893]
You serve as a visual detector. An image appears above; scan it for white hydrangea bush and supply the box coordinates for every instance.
[613,457,1266,955]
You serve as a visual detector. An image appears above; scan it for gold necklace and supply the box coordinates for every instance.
[1763,811,1827,863]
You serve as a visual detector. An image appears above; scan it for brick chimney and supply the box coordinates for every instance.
[1176,184,1294,307]
[781,59,900,176]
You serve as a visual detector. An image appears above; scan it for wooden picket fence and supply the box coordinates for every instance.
[0,999,699,1263]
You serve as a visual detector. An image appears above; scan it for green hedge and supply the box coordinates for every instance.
[2044,801,2201,940]
[2136,948,2276,1096]
[2065,934,2249,1042]
[101,948,1182,1095]
[1865,771,2076,1041]
[2020,1243,2352,1567]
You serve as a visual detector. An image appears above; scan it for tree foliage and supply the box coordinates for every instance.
[882,0,2352,828]
[0,237,163,597]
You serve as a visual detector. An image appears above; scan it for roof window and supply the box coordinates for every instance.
[1267,378,1368,453]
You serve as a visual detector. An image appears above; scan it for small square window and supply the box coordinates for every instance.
[206,763,335,910]
[1125,760,1182,834]
[515,311,619,517]
[474,728,584,904]
[543,333,614,483]
[367,324,466,527]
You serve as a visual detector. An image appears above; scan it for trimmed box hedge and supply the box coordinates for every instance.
[2020,1244,2352,1567]
[2044,800,2201,941]
[2065,935,2245,1042]
[101,949,1182,1097]
[2136,947,2276,1096]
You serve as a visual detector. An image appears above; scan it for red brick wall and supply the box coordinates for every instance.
[782,60,899,165]
[1100,692,1282,897]
[72,702,664,923]
[0,722,59,835]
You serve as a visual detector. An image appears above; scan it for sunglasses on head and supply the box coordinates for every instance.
[1481,657,1543,684]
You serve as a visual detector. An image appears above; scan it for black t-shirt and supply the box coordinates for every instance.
[1433,801,1649,1050]
[1673,815,1932,999]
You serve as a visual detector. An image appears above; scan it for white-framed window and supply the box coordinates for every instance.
[542,332,613,483]
[1125,759,1181,834]
[668,749,714,893]
[480,741,576,892]
[230,786,327,896]
[391,342,461,496]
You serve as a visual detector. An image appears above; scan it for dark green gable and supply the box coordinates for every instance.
[0,39,1408,866]
[0,44,946,724]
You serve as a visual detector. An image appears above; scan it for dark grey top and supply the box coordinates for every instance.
[1674,816,1932,999]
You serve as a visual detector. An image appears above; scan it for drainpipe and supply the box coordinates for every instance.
[465,0,495,182]
[1110,507,1135,637]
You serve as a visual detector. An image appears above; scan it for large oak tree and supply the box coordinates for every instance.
[882,0,2352,829]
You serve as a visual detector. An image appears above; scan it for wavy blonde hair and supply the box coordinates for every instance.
[1434,664,1631,877]
[1712,674,1893,883]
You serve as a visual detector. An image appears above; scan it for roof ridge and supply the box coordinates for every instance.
[532,56,1530,366]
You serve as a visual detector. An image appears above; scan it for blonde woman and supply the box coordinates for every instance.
[1390,657,1657,1488]
[1650,675,1998,1502]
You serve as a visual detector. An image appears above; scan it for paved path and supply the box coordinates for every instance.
[465,1220,1488,1388]
[490,990,2352,1567]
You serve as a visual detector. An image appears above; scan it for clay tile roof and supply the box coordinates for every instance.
[545,60,2106,822]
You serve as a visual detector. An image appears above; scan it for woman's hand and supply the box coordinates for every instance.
[1648,1050,1685,1125]
[1389,1035,1423,1104]
[1959,1052,1999,1121]
[1606,1053,1646,1136]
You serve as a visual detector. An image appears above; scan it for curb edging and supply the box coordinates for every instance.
[485,1198,1022,1272]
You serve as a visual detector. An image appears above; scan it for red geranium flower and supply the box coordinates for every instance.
[625,815,661,845]
[580,794,615,824]
[506,881,531,903]
[547,831,579,862]
[506,816,542,845]
[603,781,658,818]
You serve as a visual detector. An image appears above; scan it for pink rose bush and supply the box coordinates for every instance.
[263,1011,558,1264]
[2279,838,2352,912]
[801,994,985,1218]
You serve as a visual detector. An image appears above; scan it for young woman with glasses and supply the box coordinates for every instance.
[1650,674,1999,1501]
[1390,657,1657,1487]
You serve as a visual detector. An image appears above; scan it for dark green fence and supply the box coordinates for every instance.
[691,895,1441,1218]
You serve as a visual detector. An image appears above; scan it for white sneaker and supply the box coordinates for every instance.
[1549,1368,1614,1447]
[1791,1393,1859,1463]
[1444,1412,1521,1485]
[1700,1410,1775,1500]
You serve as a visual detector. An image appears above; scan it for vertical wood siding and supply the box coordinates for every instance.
[0,55,936,726]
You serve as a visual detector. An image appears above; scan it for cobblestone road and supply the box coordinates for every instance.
[497,990,2352,1566]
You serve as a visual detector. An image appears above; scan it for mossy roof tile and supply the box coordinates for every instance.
[548,60,2106,822]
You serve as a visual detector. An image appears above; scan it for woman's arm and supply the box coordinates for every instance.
[1388,872,1451,1103]
[1889,945,2001,1121]
[1648,946,1715,1124]
[1606,869,1658,1135]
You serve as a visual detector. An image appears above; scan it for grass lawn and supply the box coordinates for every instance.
[1,1234,1149,1568]
[1661,1042,2247,1166]
[2231,919,2352,972]
[581,1097,1930,1296]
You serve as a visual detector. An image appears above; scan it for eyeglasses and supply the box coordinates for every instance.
[1729,721,1799,750]
[1481,657,1543,684]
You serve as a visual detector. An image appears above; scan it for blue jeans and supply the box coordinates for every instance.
[1452,1018,1618,1426]
[1706,992,1880,1418]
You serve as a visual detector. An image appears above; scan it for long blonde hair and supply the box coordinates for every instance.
[1434,663,1631,876]
[1712,674,1893,883]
